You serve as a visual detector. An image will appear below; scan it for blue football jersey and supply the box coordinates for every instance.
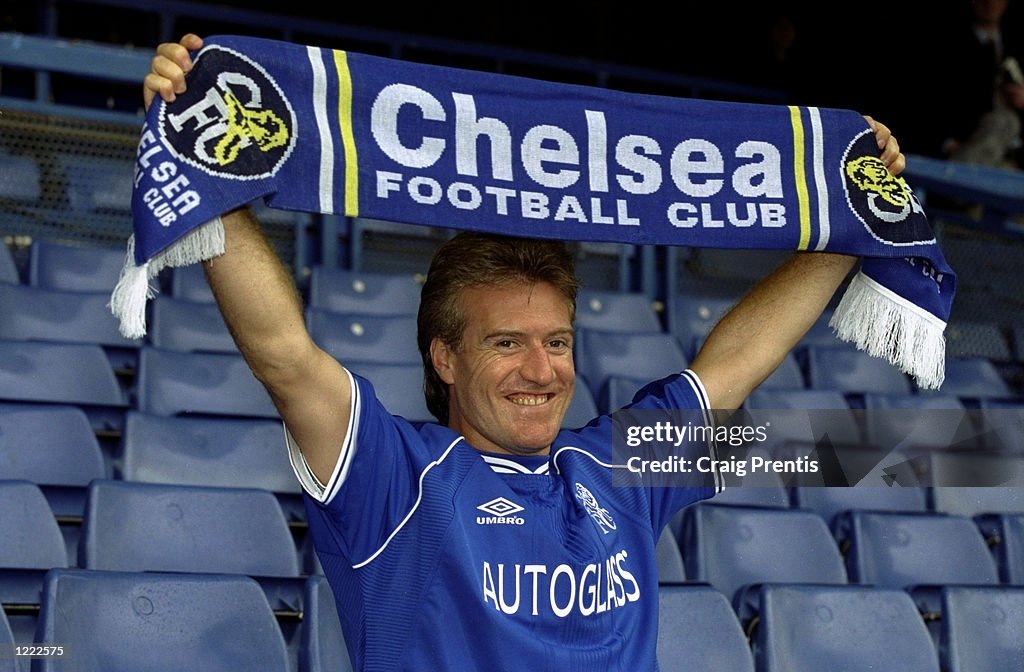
[288,368,720,672]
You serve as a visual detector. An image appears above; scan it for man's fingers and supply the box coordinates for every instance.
[142,35,204,112]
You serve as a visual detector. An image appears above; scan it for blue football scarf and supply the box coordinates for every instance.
[112,35,955,389]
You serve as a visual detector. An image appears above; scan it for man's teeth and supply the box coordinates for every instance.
[511,394,549,406]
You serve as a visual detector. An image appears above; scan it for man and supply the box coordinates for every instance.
[146,34,905,671]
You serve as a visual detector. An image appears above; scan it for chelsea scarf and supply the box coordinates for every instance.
[112,35,955,389]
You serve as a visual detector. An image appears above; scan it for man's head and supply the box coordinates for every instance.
[417,232,579,455]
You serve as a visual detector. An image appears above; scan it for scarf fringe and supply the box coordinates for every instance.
[829,271,946,390]
[109,218,225,339]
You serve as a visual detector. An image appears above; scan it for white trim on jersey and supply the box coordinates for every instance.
[352,436,464,569]
[481,455,550,475]
[678,369,724,494]
[551,446,629,474]
[285,367,361,505]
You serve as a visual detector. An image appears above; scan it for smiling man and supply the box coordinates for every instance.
[145,33,906,672]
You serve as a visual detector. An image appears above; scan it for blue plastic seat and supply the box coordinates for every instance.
[668,291,737,360]
[59,155,133,213]
[0,481,68,570]
[135,347,278,419]
[834,511,1000,589]
[149,295,237,353]
[862,392,975,450]
[922,451,1024,488]
[575,328,688,404]
[34,569,290,672]
[575,288,662,334]
[0,340,125,408]
[751,584,939,672]
[121,411,299,495]
[308,267,421,316]
[657,585,754,672]
[679,503,847,604]
[346,362,433,422]
[655,528,686,584]
[805,344,913,395]
[0,607,15,672]
[0,242,18,284]
[744,388,863,448]
[931,484,1024,517]
[28,239,126,293]
[300,575,354,672]
[973,513,1024,585]
[938,357,1015,401]
[791,486,928,528]
[926,586,1024,672]
[80,479,299,577]
[562,375,598,430]
[978,401,1024,453]
[308,309,419,365]
[0,154,40,203]
[0,283,139,352]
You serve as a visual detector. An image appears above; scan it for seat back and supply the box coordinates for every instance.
[936,586,1024,672]
[939,357,1015,400]
[657,585,754,672]
[575,329,688,401]
[0,340,124,407]
[136,347,278,418]
[121,411,299,494]
[80,479,299,577]
[0,480,68,570]
[301,575,354,672]
[308,309,419,365]
[680,504,847,603]
[753,585,939,672]
[35,569,290,672]
[791,486,928,528]
[0,404,106,487]
[346,363,432,422]
[149,295,236,353]
[805,345,913,395]
[836,511,999,589]
[28,240,126,293]
[0,243,18,285]
[308,267,421,316]
[0,283,137,350]
[575,289,662,334]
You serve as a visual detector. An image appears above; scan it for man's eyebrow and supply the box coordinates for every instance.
[482,327,574,340]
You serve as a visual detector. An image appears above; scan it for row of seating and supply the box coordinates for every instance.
[657,582,1024,672]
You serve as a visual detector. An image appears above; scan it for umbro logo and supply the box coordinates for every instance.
[476,497,526,526]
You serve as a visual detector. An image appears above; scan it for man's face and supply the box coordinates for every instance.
[432,281,575,456]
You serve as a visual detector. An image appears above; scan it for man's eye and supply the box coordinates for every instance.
[496,339,515,348]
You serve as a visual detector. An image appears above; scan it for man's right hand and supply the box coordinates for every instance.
[143,33,204,112]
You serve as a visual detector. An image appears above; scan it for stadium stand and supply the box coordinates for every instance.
[561,374,599,430]
[575,288,663,334]
[148,294,237,353]
[972,513,1024,585]
[0,243,19,284]
[937,356,1019,403]
[574,329,689,412]
[668,290,737,360]
[342,362,433,422]
[805,344,914,398]
[169,262,216,303]
[791,486,929,528]
[307,309,419,365]
[34,569,291,672]
[308,267,421,316]
[0,609,14,672]
[0,153,41,205]
[58,155,133,214]
[0,481,68,571]
[655,528,687,584]
[27,239,126,293]
[301,575,355,672]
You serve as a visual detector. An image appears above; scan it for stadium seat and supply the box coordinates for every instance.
[58,155,133,212]
[791,486,928,528]
[915,585,1024,672]
[0,153,41,203]
[0,340,125,408]
[657,585,754,672]
[80,479,300,577]
[575,288,662,334]
[0,481,67,570]
[308,267,421,316]
[307,309,419,365]
[668,291,736,360]
[575,329,688,405]
[655,528,686,583]
[135,347,278,419]
[920,451,1024,488]
[27,239,126,293]
[931,485,1024,517]
[711,445,791,509]
[972,513,1024,585]
[0,608,15,672]
[34,569,291,672]
[0,243,19,284]
[169,262,215,303]
[744,388,863,448]
[805,344,913,396]
[862,392,975,451]
[121,411,299,495]
[834,511,1000,589]
[300,575,354,672]
[346,362,433,422]
[751,584,939,672]
[937,356,1016,401]
[148,295,237,353]
[562,375,598,429]
[679,503,847,604]
[978,401,1024,454]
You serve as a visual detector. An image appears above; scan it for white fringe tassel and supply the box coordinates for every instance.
[109,218,226,339]
[829,271,946,390]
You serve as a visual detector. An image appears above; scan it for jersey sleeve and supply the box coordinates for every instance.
[286,369,452,563]
[621,368,722,533]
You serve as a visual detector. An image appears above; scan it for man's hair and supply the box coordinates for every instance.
[417,232,578,425]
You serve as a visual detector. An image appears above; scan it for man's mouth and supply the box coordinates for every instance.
[508,393,554,406]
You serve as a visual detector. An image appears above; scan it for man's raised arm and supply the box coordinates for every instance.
[145,35,350,484]
[691,118,905,410]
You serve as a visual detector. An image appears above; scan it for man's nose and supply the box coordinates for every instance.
[519,343,557,385]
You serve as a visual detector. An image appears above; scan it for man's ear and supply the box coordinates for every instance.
[430,338,456,385]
